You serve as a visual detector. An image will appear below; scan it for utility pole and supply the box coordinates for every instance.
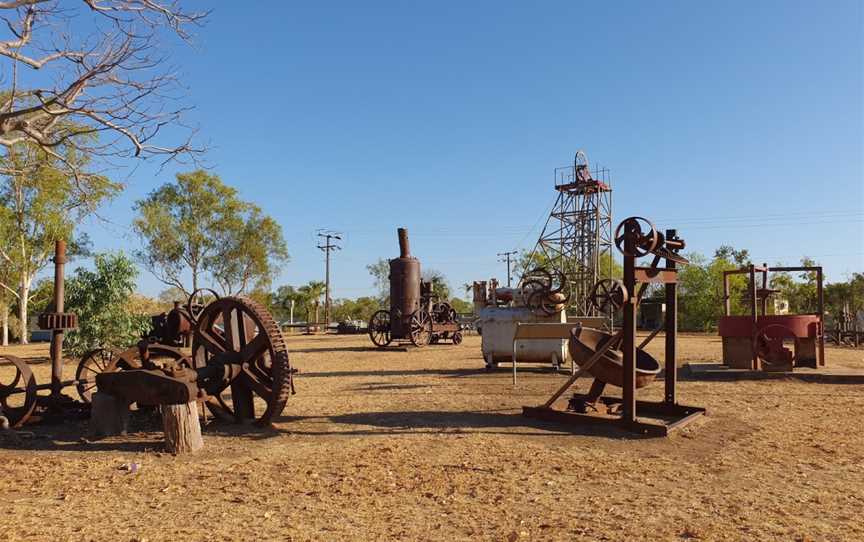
[498,250,517,287]
[317,230,342,329]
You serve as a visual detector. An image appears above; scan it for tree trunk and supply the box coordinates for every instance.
[90,392,131,438]
[18,276,30,345]
[1,303,8,346]
[161,401,203,454]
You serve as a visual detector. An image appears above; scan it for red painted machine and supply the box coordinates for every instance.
[718,264,825,371]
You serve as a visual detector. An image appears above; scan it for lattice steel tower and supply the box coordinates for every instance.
[528,150,613,316]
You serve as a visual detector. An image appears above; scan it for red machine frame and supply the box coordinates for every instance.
[719,264,825,370]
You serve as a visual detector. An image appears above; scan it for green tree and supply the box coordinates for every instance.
[63,252,151,356]
[367,258,390,303]
[132,170,289,296]
[0,142,118,343]
[331,296,382,323]
[272,281,326,323]
[423,268,451,300]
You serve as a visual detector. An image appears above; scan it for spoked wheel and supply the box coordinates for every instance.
[590,279,629,314]
[754,324,798,370]
[192,296,293,426]
[409,310,433,347]
[368,310,392,347]
[0,355,37,428]
[187,288,221,326]
[452,331,463,345]
[75,348,121,403]
[614,216,659,257]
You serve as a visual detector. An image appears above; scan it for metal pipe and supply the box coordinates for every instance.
[50,240,66,399]
[398,228,411,258]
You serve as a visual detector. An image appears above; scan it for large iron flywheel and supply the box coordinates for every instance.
[192,296,293,426]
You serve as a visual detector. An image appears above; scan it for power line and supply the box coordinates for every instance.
[317,230,342,327]
[497,250,518,287]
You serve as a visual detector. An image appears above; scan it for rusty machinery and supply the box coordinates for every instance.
[718,264,825,371]
[0,242,296,428]
[368,228,462,348]
[523,217,706,437]
[827,302,862,348]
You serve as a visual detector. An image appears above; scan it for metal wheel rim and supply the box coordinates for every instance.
[0,355,37,428]
[192,296,292,426]
[368,310,392,347]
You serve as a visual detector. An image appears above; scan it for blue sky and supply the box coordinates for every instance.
[80,0,864,300]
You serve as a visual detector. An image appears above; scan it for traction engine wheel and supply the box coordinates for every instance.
[368,310,392,347]
[452,331,463,345]
[0,355,37,428]
[409,310,433,347]
[192,296,293,426]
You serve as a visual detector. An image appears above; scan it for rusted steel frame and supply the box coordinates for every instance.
[540,329,622,408]
[749,264,759,370]
[760,263,769,317]
[816,267,825,365]
[622,221,637,425]
[664,229,678,405]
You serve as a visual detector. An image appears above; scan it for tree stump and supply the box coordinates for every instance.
[90,392,130,438]
[161,401,203,454]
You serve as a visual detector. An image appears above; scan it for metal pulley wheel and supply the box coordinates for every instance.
[409,309,433,347]
[368,310,392,347]
[754,324,798,369]
[590,279,630,313]
[0,355,37,428]
[187,288,222,326]
[614,216,659,257]
[192,296,293,426]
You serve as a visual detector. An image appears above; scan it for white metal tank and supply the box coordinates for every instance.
[478,306,569,369]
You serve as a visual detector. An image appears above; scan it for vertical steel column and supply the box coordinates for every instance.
[621,222,637,425]
[50,240,66,399]
[760,264,769,316]
[817,267,825,366]
[664,229,677,405]
[723,272,731,317]
[749,264,758,370]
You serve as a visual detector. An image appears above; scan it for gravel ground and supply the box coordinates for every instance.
[1,333,862,541]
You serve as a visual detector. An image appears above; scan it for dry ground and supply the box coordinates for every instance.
[1,333,863,541]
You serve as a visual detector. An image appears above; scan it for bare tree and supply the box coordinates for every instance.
[0,1,207,182]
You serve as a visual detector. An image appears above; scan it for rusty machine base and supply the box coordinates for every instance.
[524,400,706,438]
[522,217,706,437]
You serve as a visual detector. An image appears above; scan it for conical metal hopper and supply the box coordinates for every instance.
[568,327,661,388]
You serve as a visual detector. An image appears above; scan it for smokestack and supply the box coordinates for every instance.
[398,228,411,258]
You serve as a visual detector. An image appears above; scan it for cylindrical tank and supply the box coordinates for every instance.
[389,228,421,338]
[478,306,570,368]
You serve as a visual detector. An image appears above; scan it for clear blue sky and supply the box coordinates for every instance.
[80,0,864,300]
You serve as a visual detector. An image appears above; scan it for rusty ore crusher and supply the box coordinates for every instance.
[368,228,462,348]
[0,241,295,428]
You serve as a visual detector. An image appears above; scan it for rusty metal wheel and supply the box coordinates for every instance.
[187,288,221,326]
[614,216,659,257]
[590,279,629,314]
[754,324,798,370]
[368,310,392,347]
[521,279,547,312]
[75,348,121,403]
[0,355,37,428]
[192,296,293,426]
[409,309,433,347]
[452,331,463,345]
